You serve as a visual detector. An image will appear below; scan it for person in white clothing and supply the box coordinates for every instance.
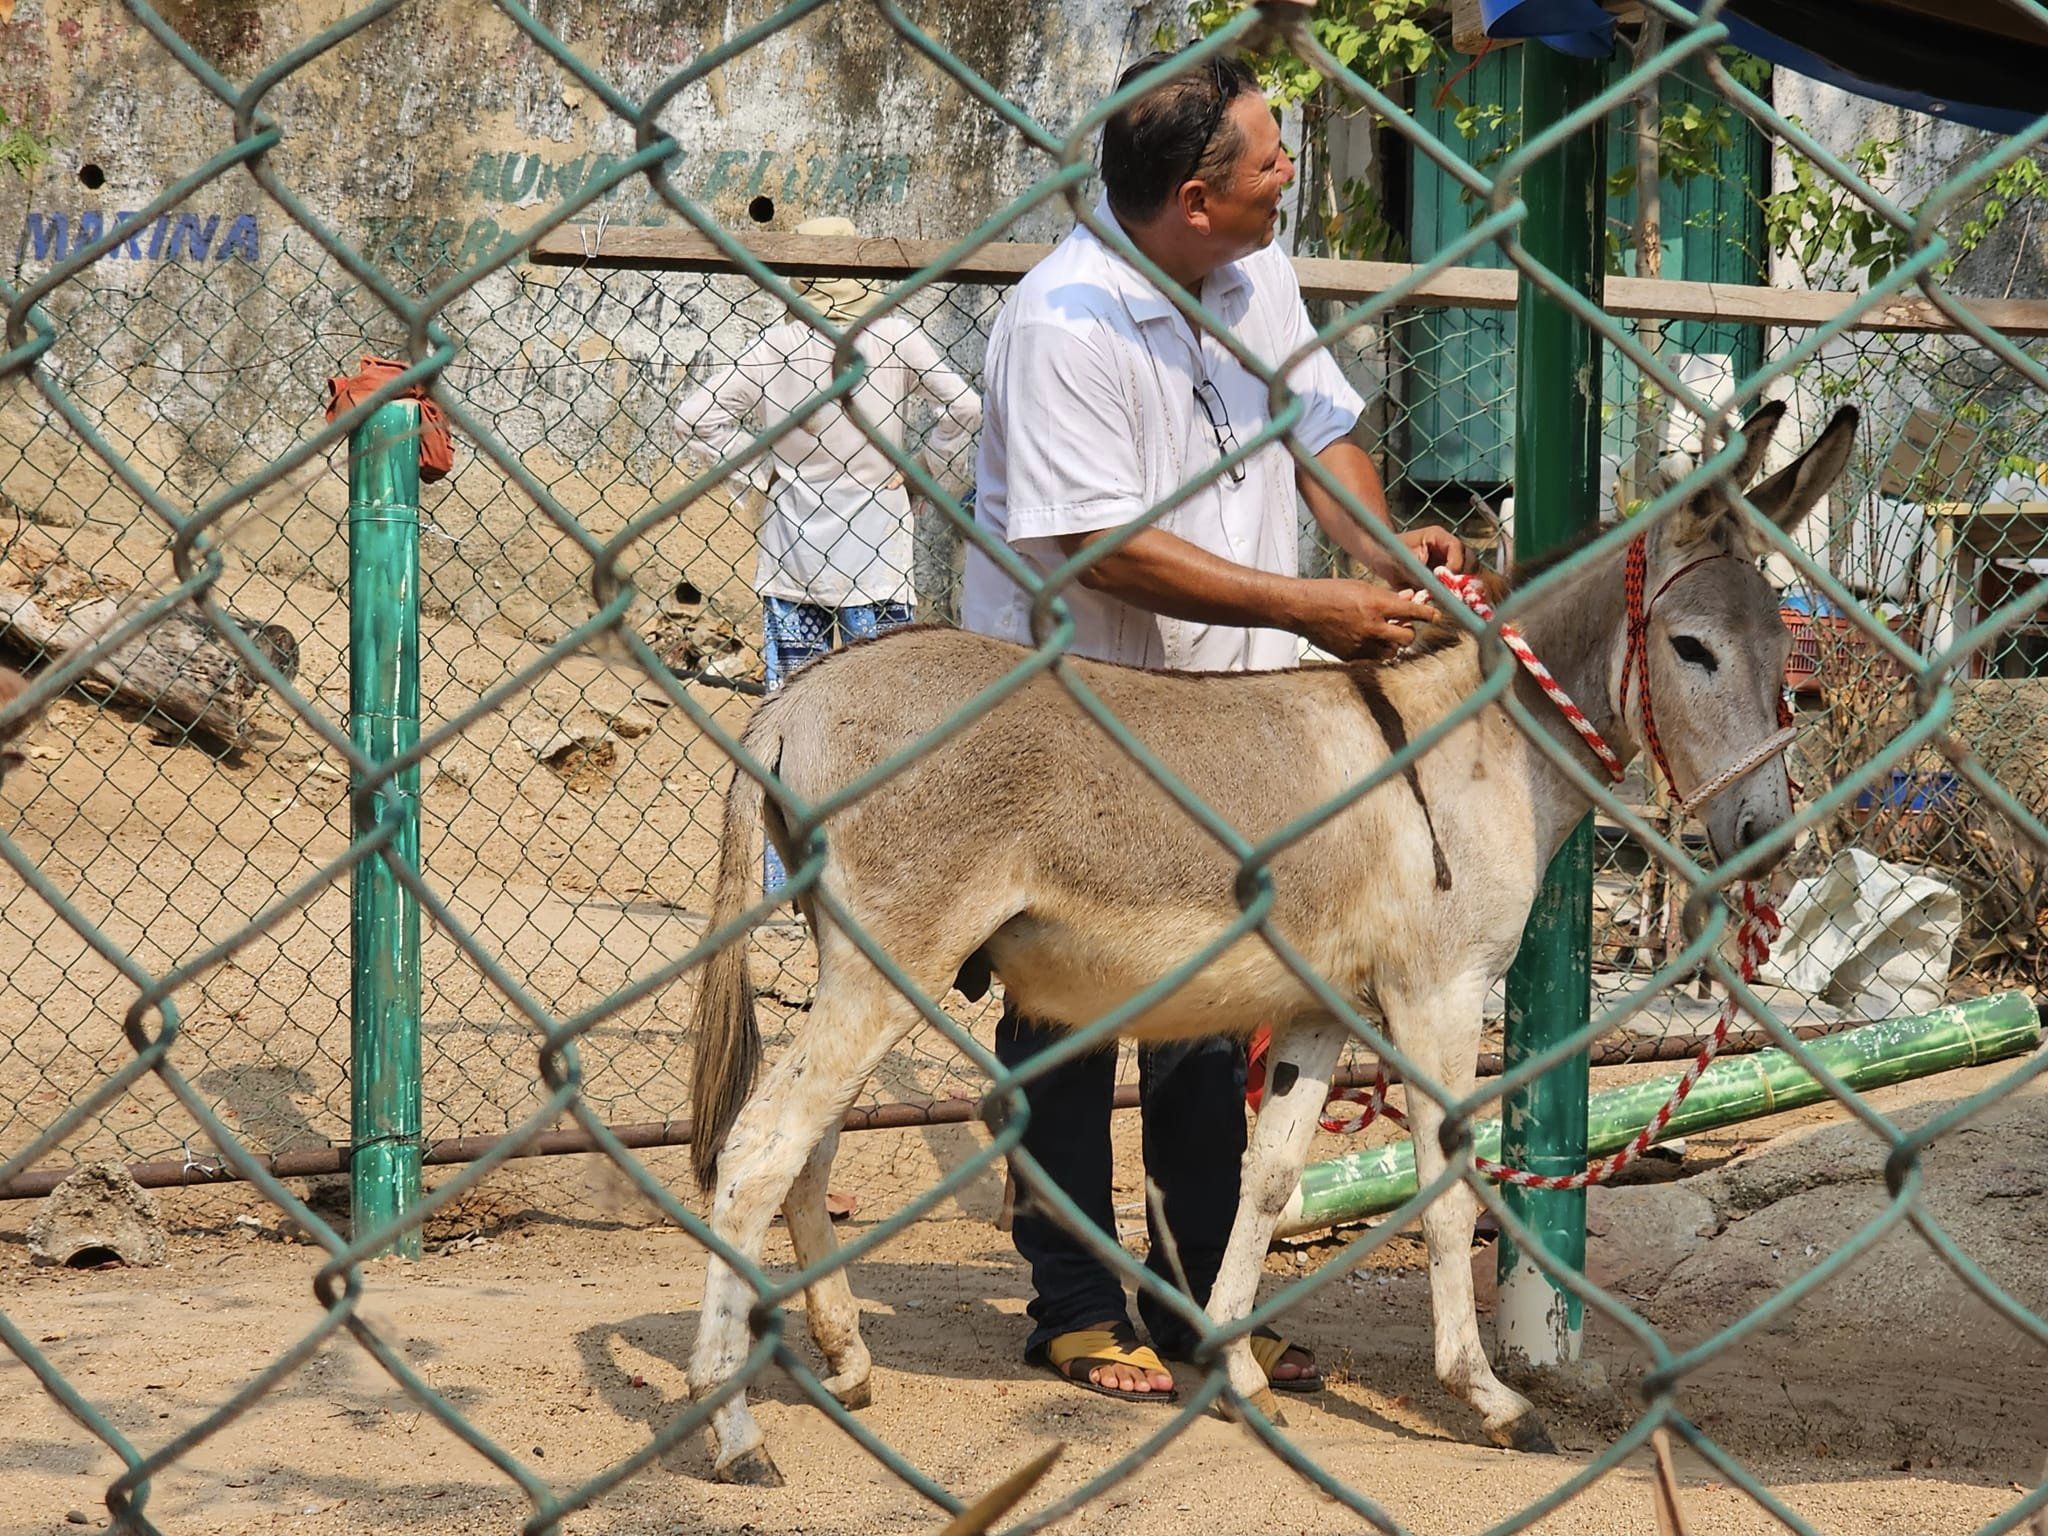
[676,216,982,886]
[962,49,1470,1404]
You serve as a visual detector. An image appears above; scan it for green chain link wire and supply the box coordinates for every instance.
[4,0,2048,1531]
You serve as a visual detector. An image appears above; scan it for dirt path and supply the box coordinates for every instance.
[6,1059,2047,1536]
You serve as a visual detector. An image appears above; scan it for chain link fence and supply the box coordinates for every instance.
[9,250,2038,1180]
[3,1,2048,1532]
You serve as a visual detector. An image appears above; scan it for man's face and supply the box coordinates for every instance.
[1194,93,1294,259]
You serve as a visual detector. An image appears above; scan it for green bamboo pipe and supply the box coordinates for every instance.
[348,400,424,1259]
[1275,989,2040,1239]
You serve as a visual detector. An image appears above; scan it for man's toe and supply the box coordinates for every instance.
[1273,1346,1319,1382]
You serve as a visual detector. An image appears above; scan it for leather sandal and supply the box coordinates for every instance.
[1165,1326,1323,1394]
[1036,1321,1179,1404]
[1248,1328,1324,1394]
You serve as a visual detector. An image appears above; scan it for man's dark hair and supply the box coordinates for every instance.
[1101,50,1261,223]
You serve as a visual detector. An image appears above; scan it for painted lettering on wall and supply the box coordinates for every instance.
[20,210,262,265]
[461,147,915,213]
[357,212,513,277]
[355,145,914,278]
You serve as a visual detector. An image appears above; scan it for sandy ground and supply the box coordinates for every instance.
[5,1056,2048,1536]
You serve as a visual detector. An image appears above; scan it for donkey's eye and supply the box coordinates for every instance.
[1670,635,1718,673]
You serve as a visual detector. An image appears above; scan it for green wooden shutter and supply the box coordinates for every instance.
[1402,52,1768,490]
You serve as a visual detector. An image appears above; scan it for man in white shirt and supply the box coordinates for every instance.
[677,216,983,886]
[962,50,1469,1403]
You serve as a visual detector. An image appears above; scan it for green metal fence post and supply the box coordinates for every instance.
[348,400,424,1259]
[1496,42,1608,1369]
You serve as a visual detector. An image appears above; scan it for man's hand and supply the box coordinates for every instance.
[1400,524,1469,576]
[1294,581,1441,661]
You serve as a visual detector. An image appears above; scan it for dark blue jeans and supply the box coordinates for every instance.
[760,596,914,892]
[994,1003,1248,1362]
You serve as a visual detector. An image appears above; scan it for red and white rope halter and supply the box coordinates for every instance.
[1282,541,1793,1191]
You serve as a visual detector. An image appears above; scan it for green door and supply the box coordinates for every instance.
[1401,50,1767,490]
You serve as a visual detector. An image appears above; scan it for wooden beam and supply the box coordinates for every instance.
[529,227,1049,285]
[527,226,2048,337]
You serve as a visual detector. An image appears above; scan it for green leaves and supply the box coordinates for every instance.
[1186,0,1446,109]
[0,103,50,183]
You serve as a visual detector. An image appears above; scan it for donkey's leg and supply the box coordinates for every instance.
[1384,979,1552,1452]
[691,961,921,1484]
[1202,1019,1345,1418]
[781,1127,872,1409]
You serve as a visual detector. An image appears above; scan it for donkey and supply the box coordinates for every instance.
[683,401,1858,1483]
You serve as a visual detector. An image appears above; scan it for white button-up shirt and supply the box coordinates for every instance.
[677,315,982,608]
[961,206,1363,671]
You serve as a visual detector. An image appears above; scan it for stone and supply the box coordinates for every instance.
[1583,1182,1719,1298]
[28,1162,166,1268]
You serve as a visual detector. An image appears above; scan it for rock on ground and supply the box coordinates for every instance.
[27,1161,166,1267]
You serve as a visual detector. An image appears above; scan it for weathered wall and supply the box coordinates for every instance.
[1763,77,2048,588]
[0,0,1176,635]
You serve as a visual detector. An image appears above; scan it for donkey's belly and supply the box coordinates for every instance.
[983,911,1327,1041]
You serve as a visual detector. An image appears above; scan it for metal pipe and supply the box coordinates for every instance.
[1499,40,1609,1369]
[0,1022,1866,1201]
[348,400,424,1259]
[1275,989,2042,1239]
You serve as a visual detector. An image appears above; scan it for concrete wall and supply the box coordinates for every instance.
[1763,77,2048,595]
[0,0,1178,636]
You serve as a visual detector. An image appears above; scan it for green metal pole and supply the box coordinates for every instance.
[1498,41,1609,1369]
[349,400,423,1259]
[1276,990,2040,1237]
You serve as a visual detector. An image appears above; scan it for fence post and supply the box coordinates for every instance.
[1496,43,1607,1369]
[348,400,423,1259]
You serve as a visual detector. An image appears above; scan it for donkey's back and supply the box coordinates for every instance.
[748,627,1496,1011]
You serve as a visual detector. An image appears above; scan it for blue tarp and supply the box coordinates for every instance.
[1479,0,2046,136]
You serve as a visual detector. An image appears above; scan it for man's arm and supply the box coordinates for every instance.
[1299,438,1467,584]
[1267,249,1467,585]
[893,326,982,496]
[1056,525,1440,659]
[674,341,773,493]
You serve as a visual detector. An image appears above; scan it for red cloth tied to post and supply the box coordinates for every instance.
[325,355,454,483]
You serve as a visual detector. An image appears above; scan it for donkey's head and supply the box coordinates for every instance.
[1627,400,1859,866]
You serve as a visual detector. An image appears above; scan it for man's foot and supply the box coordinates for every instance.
[1038,1321,1178,1402]
[1164,1327,1323,1393]
[1248,1329,1322,1393]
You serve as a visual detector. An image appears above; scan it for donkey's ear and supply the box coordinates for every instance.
[1722,399,1790,493]
[1746,405,1860,533]
[1667,401,1788,551]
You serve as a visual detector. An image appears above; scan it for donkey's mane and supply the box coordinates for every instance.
[1371,517,1622,670]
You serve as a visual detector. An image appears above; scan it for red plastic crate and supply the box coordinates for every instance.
[1780,609,1880,694]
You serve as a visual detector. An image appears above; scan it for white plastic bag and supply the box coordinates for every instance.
[1758,848,1962,1018]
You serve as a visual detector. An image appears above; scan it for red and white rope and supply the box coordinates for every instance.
[1435,568,1626,783]
[1292,552,1788,1188]
[1474,881,1779,1188]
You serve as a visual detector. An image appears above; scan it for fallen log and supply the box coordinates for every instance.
[0,589,298,751]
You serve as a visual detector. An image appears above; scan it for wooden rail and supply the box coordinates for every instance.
[529,226,2048,337]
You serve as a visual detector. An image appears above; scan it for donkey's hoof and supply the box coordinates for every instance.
[1215,1387,1284,1425]
[826,1374,872,1412]
[1493,1411,1557,1455]
[717,1447,785,1487]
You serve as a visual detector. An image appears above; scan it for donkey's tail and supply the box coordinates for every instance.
[689,713,786,1194]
